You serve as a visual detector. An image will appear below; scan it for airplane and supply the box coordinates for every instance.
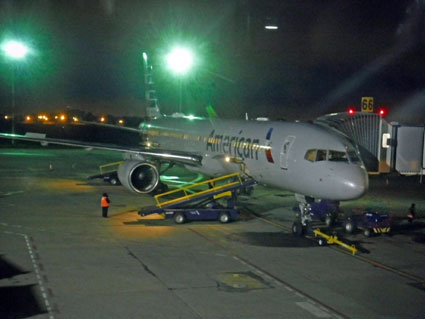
[0,106,369,234]
[0,53,368,233]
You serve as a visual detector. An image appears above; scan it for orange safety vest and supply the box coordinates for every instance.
[101,196,110,208]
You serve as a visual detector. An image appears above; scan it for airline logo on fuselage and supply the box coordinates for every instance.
[206,129,274,163]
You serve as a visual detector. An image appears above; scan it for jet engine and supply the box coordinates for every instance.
[117,160,160,193]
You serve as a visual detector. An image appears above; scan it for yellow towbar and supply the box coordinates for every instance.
[313,229,358,255]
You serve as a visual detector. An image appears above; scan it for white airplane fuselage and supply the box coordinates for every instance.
[141,116,368,201]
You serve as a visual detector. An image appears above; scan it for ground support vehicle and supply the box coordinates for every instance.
[344,211,391,237]
[88,161,122,185]
[138,173,256,224]
[162,198,238,224]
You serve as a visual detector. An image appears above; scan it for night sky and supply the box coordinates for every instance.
[0,0,424,124]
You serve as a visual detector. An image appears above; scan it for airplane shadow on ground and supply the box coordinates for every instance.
[0,255,29,280]
[123,219,173,226]
[227,232,317,248]
[0,255,47,318]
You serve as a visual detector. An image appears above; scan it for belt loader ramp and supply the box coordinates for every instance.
[138,173,256,224]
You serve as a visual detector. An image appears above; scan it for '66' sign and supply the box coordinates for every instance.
[361,97,374,113]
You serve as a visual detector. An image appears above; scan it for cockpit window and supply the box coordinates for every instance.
[348,150,361,164]
[316,150,327,161]
[304,149,351,163]
[304,149,316,162]
[328,150,348,162]
[304,149,327,162]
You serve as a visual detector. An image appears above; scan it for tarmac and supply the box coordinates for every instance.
[0,147,424,319]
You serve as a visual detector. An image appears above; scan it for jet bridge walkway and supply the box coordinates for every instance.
[138,172,256,223]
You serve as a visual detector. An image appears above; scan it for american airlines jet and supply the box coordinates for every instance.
[0,53,368,233]
[0,106,368,233]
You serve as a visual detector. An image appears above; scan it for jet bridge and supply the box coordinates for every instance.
[316,113,425,177]
[138,172,256,223]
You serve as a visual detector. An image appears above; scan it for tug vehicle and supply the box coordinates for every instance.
[344,211,391,237]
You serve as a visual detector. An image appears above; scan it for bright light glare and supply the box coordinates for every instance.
[265,25,278,30]
[183,114,202,120]
[2,40,29,59]
[166,47,194,75]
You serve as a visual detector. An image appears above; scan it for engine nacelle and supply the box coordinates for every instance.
[117,160,159,193]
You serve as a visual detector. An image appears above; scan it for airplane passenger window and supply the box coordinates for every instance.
[304,149,316,162]
[328,150,348,162]
[316,150,327,161]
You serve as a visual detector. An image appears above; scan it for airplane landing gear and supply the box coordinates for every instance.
[292,221,304,237]
[292,203,312,237]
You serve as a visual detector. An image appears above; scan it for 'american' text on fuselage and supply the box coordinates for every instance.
[206,130,261,160]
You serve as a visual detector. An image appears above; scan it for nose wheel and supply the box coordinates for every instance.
[292,221,304,237]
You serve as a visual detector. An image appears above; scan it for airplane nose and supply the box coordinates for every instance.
[333,165,369,200]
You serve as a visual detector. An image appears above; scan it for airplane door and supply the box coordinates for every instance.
[280,136,295,169]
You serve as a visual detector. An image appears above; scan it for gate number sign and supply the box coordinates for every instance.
[361,97,374,113]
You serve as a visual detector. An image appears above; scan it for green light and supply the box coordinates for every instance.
[166,47,194,75]
[1,40,30,59]
[143,52,148,62]
[206,105,218,118]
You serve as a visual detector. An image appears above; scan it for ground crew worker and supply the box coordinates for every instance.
[408,203,416,223]
[101,193,110,218]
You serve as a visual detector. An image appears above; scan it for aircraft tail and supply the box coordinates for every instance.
[143,52,162,119]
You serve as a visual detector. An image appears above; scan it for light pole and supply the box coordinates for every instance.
[166,47,194,113]
[1,40,30,144]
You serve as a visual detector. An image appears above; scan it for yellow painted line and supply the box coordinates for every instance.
[326,243,425,282]
[255,215,292,231]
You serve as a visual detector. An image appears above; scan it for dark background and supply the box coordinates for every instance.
[0,0,424,124]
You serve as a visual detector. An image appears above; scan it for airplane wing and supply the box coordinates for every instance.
[78,120,143,133]
[0,132,202,165]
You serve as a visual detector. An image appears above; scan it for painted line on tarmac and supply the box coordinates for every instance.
[24,235,55,319]
[341,249,425,283]
[0,190,24,197]
[0,222,46,232]
[296,301,332,318]
[189,227,347,319]
[1,230,57,319]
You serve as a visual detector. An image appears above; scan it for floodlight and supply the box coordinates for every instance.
[2,40,29,59]
[166,47,194,75]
